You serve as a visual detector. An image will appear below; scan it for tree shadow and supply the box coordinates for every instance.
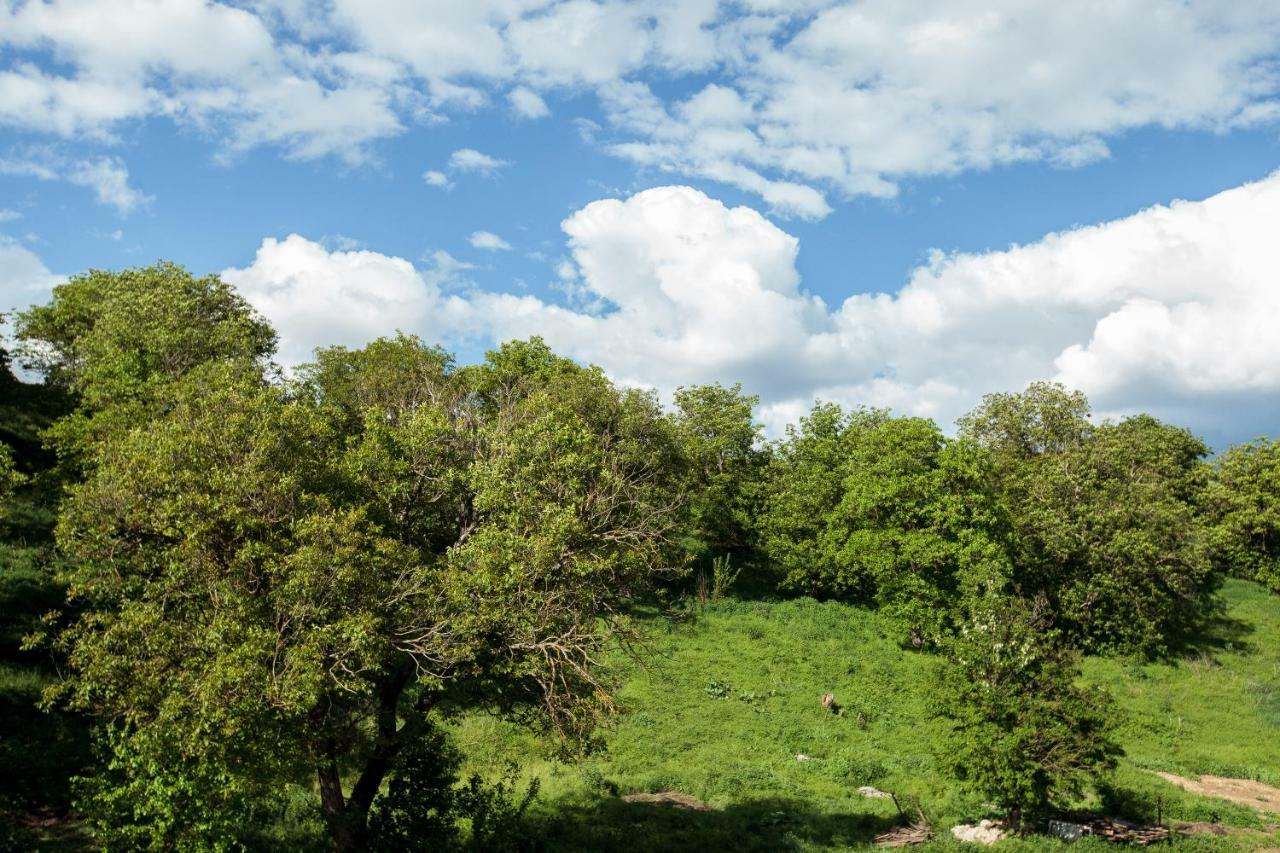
[1167,596,1256,660]
[531,794,905,852]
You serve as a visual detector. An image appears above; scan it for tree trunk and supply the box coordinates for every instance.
[317,758,365,853]
[316,662,417,852]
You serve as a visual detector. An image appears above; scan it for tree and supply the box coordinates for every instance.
[1204,439,1280,592]
[42,329,684,850]
[671,383,764,558]
[934,595,1121,830]
[959,384,1215,656]
[757,405,1008,642]
[756,402,885,599]
[14,262,276,468]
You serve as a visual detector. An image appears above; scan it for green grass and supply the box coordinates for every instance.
[452,582,1280,851]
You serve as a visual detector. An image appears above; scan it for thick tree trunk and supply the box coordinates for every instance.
[316,661,417,852]
[317,758,364,853]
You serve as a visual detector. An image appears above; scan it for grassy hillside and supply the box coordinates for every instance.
[453,580,1280,851]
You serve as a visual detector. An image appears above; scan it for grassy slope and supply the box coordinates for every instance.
[454,581,1280,851]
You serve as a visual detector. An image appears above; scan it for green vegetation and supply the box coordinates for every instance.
[448,581,1280,851]
[2,262,1279,850]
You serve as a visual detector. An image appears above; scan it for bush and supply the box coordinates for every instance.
[933,595,1122,829]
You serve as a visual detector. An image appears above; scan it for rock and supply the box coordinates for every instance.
[795,753,813,761]
[951,820,1006,845]
[858,786,892,799]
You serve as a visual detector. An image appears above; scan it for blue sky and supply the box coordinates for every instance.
[3,0,1280,447]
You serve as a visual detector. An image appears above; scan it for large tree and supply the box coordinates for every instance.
[22,266,685,850]
[960,383,1215,655]
[757,404,1008,642]
[52,341,682,849]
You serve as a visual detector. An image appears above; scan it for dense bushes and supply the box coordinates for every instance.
[757,408,1008,643]
[1205,438,1280,592]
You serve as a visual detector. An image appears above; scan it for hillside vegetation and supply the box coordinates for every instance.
[2,263,1280,851]
[452,580,1280,851]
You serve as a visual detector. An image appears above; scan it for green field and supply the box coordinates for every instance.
[452,579,1280,851]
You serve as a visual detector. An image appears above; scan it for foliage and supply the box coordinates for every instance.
[0,443,21,512]
[960,383,1216,656]
[1204,438,1280,592]
[36,321,683,848]
[758,405,1008,642]
[368,720,464,851]
[671,383,765,558]
[368,719,540,852]
[14,262,276,469]
[932,595,1122,827]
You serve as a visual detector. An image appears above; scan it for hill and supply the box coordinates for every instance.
[453,580,1280,851]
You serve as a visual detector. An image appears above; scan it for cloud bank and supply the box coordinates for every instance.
[3,0,1277,216]
[221,173,1280,446]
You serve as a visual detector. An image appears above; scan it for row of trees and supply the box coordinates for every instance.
[2,262,1278,846]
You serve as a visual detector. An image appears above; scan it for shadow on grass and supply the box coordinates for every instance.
[532,794,903,852]
[1169,598,1257,660]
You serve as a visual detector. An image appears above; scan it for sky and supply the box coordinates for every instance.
[2,0,1280,448]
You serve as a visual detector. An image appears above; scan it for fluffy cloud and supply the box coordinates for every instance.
[508,86,550,119]
[2,1,1276,206]
[220,234,471,368]
[469,231,513,251]
[219,176,1280,445]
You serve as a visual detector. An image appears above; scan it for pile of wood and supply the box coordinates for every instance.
[1049,814,1171,845]
[873,822,931,847]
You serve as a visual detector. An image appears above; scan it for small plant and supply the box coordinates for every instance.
[710,554,742,603]
[704,678,732,699]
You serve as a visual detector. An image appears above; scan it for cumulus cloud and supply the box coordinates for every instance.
[422,169,451,188]
[220,234,471,368]
[0,153,151,214]
[217,176,1280,446]
[2,1,1276,207]
[469,231,513,251]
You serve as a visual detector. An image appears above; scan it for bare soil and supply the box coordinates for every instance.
[1156,771,1280,814]
[621,790,716,811]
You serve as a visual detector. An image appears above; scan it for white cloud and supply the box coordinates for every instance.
[422,169,451,188]
[217,175,1280,446]
[599,2,1280,214]
[221,234,476,368]
[2,1,1275,207]
[447,148,511,175]
[507,86,550,119]
[0,237,61,316]
[469,230,513,251]
[0,209,20,222]
[0,153,151,214]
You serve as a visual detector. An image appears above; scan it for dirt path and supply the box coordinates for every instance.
[1156,771,1280,814]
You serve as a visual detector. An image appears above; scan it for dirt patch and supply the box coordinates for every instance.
[1156,771,1280,813]
[621,790,715,812]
